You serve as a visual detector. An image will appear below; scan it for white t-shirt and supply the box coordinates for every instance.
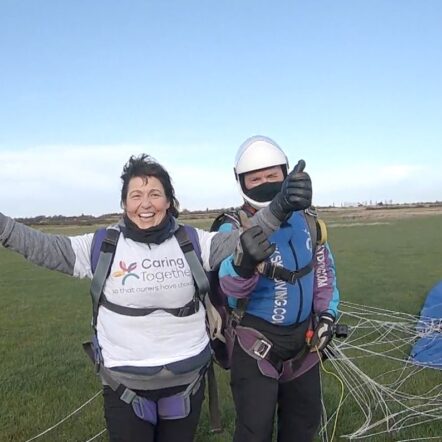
[70,228,215,368]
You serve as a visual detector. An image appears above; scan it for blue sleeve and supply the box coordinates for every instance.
[217,221,259,300]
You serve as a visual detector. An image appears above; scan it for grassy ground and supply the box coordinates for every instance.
[1,214,442,441]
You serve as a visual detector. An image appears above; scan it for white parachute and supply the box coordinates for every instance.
[23,300,441,441]
[320,300,442,441]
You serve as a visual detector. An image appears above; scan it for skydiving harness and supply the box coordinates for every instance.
[83,224,222,430]
[212,206,327,294]
[211,207,329,381]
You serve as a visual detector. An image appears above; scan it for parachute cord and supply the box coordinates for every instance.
[85,428,107,442]
[318,349,345,441]
[24,390,101,442]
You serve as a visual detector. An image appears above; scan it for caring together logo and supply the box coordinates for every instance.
[112,257,191,287]
[112,261,140,285]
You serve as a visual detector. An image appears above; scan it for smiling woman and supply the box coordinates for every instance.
[0,153,310,442]
[125,176,170,228]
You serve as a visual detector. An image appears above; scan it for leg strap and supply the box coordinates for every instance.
[83,341,205,425]
[234,327,311,381]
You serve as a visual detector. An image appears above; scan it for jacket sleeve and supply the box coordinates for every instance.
[0,212,93,278]
[312,242,340,318]
[218,256,260,299]
[205,205,281,271]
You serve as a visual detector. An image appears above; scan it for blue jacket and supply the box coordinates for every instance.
[218,210,339,326]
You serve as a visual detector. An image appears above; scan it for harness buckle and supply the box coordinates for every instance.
[258,262,271,278]
[288,272,298,284]
[260,262,280,280]
[230,309,243,329]
[253,339,272,359]
[176,299,199,317]
[177,305,191,317]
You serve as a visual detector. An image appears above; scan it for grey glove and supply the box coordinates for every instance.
[269,160,312,222]
[310,313,335,352]
[233,225,276,278]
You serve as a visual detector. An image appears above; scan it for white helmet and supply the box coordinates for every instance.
[234,135,289,209]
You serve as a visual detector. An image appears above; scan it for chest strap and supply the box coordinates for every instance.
[258,261,313,284]
[229,261,313,327]
[89,225,209,324]
[100,294,200,317]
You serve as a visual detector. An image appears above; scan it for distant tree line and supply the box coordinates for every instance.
[15,208,236,226]
[15,202,442,226]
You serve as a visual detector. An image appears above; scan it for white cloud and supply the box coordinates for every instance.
[1,145,441,217]
[310,161,441,206]
[0,145,240,217]
[379,164,420,181]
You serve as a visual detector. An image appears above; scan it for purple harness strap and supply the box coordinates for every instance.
[234,326,319,382]
[131,371,203,424]
[132,397,158,425]
[83,340,199,426]
[157,389,191,420]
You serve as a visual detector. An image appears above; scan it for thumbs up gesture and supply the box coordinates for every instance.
[232,210,276,278]
[269,160,312,221]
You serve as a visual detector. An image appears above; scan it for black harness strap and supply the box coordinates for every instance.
[90,227,120,328]
[258,261,314,284]
[223,208,317,327]
[264,342,310,374]
[174,226,210,300]
[100,294,200,317]
[257,209,317,285]
[89,225,209,322]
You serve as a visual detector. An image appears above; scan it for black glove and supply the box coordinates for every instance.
[232,225,276,278]
[269,160,312,222]
[309,313,335,352]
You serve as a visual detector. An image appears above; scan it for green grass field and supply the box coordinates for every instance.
[1,214,441,441]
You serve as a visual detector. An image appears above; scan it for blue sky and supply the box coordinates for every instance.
[1,1,441,216]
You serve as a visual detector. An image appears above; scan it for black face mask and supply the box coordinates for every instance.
[244,181,282,203]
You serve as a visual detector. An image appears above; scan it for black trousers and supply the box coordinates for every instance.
[230,342,322,442]
[103,380,205,442]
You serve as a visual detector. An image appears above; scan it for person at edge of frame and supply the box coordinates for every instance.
[216,136,340,442]
[0,152,312,442]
